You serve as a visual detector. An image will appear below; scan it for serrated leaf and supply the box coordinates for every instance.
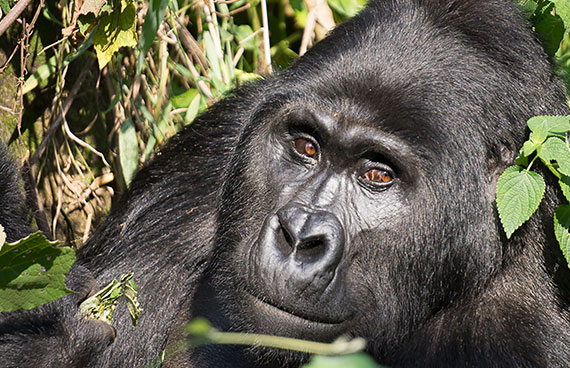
[496,166,545,238]
[93,0,137,69]
[538,137,570,176]
[0,232,75,312]
[560,175,570,202]
[553,205,570,266]
[527,115,570,134]
[522,140,538,156]
[119,118,138,187]
[301,354,383,368]
[530,121,548,144]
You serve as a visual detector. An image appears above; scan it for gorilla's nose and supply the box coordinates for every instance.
[276,203,345,267]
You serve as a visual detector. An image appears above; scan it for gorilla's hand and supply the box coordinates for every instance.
[0,263,115,368]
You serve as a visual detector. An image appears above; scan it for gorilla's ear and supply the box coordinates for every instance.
[485,144,516,201]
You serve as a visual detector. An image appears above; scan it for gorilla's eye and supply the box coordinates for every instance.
[363,169,393,184]
[293,138,318,158]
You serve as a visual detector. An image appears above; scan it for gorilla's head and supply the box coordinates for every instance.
[204,0,567,363]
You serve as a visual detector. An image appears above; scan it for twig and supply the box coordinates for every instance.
[29,57,94,166]
[0,0,33,37]
[62,115,111,167]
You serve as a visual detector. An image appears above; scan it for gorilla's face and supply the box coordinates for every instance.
[208,2,510,353]
[212,90,501,351]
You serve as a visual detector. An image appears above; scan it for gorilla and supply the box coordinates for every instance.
[1,0,569,366]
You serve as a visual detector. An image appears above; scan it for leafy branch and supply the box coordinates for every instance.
[496,115,570,266]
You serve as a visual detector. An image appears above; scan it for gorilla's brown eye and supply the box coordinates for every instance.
[293,138,317,158]
[364,169,392,183]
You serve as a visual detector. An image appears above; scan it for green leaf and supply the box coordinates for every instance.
[93,0,138,69]
[119,118,138,187]
[533,2,565,56]
[522,140,538,156]
[235,24,257,51]
[78,273,140,326]
[327,0,366,18]
[530,121,549,145]
[553,205,570,266]
[496,166,545,238]
[22,56,58,95]
[0,232,75,312]
[527,115,570,134]
[301,354,383,368]
[0,0,14,15]
[137,0,169,74]
[124,277,142,327]
[538,137,570,176]
[184,92,202,125]
[552,0,570,28]
[560,175,570,202]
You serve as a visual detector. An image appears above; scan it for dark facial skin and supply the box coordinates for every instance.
[240,105,409,337]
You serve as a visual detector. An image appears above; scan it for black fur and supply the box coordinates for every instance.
[1,0,569,367]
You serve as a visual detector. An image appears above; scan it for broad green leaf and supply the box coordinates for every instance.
[22,56,58,95]
[0,232,75,312]
[78,13,97,36]
[560,175,570,202]
[93,0,137,69]
[552,0,570,28]
[553,205,570,266]
[327,0,366,18]
[522,140,538,156]
[235,24,257,51]
[530,121,548,144]
[518,0,538,17]
[533,2,565,56]
[171,88,198,110]
[496,166,545,238]
[119,118,138,187]
[137,0,169,74]
[527,115,570,134]
[301,354,383,368]
[538,137,570,176]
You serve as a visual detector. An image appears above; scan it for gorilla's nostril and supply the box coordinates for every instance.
[296,238,326,262]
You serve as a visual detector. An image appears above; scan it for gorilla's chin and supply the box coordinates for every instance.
[239,290,350,341]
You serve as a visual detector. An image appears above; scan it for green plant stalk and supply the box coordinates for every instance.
[202,330,367,356]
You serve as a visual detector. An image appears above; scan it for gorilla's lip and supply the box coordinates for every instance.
[243,290,349,326]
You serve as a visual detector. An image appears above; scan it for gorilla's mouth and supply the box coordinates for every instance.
[243,290,349,326]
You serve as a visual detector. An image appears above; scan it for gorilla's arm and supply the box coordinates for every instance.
[73,86,260,366]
